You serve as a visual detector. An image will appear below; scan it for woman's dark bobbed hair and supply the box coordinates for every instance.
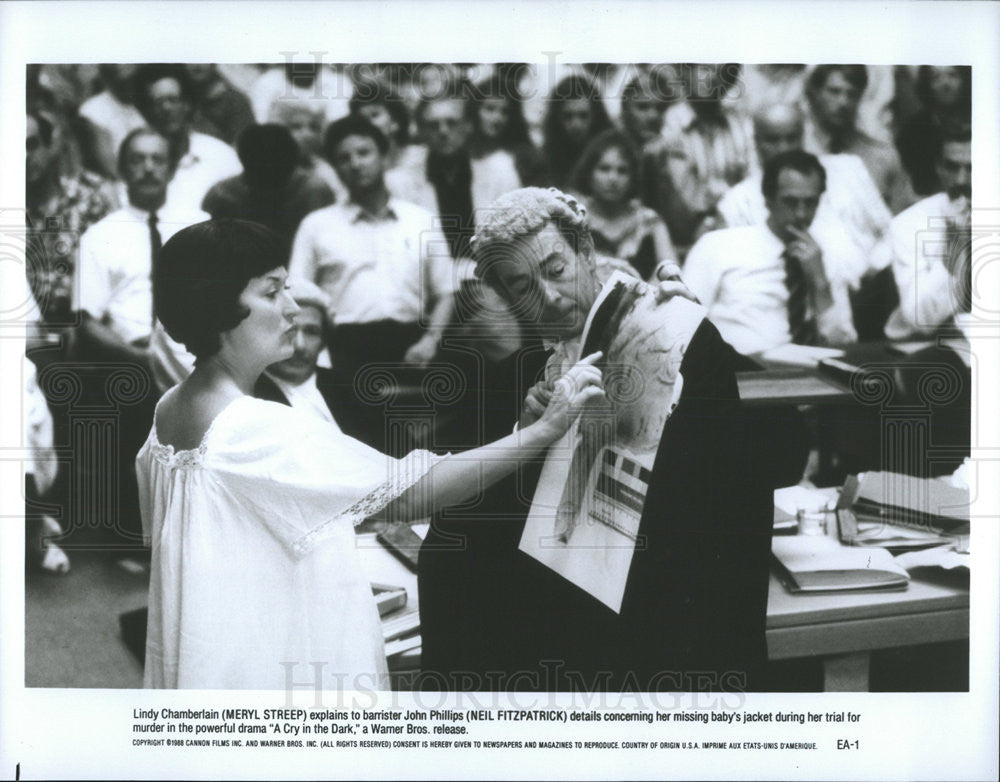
[154,219,287,361]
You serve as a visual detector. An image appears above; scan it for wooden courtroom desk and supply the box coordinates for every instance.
[765,482,969,691]
[735,340,940,407]
[357,524,970,693]
[737,368,852,406]
[765,566,970,691]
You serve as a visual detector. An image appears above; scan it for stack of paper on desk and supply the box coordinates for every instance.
[853,472,970,532]
[838,473,971,550]
[772,536,910,593]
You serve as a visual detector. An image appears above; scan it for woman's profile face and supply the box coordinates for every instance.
[478,97,510,140]
[590,146,632,205]
[225,267,300,366]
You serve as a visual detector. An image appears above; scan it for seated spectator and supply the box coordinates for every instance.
[386,81,520,263]
[895,66,971,197]
[716,103,895,337]
[570,129,676,281]
[803,65,916,214]
[684,150,857,357]
[349,77,413,171]
[469,73,546,186]
[290,116,456,452]
[26,109,118,323]
[201,124,335,256]
[185,64,256,147]
[75,128,208,364]
[652,63,754,252]
[253,277,352,427]
[270,98,346,200]
[885,128,972,339]
[77,64,146,179]
[541,74,613,190]
[134,64,241,213]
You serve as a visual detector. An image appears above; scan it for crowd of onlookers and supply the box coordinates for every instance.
[23,62,973,570]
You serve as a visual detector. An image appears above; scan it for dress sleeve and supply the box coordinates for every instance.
[207,399,443,559]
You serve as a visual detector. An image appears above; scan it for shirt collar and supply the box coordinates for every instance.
[348,198,398,224]
[123,202,161,221]
[265,369,317,394]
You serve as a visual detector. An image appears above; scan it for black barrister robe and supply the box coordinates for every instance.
[418,318,774,692]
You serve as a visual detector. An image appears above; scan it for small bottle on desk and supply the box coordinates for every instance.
[796,508,829,536]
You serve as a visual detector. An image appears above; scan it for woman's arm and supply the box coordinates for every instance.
[381,354,604,522]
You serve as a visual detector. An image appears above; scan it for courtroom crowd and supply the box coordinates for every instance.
[24,61,971,639]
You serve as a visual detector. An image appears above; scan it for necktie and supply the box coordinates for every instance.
[783,249,817,345]
[148,211,162,324]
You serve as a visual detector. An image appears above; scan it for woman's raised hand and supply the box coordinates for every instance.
[536,352,606,438]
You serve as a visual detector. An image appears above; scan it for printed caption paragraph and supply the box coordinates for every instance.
[130,707,862,751]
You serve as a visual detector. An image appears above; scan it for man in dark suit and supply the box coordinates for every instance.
[418,187,773,693]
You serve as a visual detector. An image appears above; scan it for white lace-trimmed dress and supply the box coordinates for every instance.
[136,392,440,690]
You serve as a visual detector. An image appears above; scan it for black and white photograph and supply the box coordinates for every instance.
[1,1,998,780]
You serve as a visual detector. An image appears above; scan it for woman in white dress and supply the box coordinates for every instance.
[136,219,603,690]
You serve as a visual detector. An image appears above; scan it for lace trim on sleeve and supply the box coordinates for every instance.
[289,448,446,559]
[150,440,207,470]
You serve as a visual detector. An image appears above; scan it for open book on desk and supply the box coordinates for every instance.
[772,535,910,593]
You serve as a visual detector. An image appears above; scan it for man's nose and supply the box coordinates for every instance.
[540,280,562,307]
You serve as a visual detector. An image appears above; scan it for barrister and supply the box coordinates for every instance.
[418,188,772,692]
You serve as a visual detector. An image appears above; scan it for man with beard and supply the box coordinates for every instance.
[74,128,207,546]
